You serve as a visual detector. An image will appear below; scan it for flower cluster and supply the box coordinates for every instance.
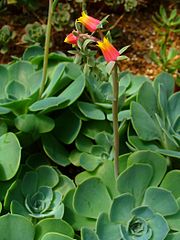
[64,11,120,63]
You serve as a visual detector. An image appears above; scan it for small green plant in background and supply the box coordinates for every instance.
[128,72,180,160]
[52,3,74,32]
[0,25,15,54]
[75,0,138,12]
[22,22,46,47]
[151,5,180,86]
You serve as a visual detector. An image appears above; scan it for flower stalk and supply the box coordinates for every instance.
[39,0,58,98]
[112,63,119,178]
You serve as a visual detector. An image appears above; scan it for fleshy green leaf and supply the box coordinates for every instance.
[42,134,70,166]
[78,101,105,120]
[166,233,180,240]
[137,81,158,117]
[53,110,82,144]
[15,114,55,134]
[41,233,74,240]
[143,187,179,216]
[73,177,112,218]
[0,214,35,240]
[154,72,175,98]
[110,193,135,224]
[63,189,96,231]
[79,153,102,171]
[168,92,180,127]
[131,101,162,141]
[35,218,74,240]
[0,132,21,181]
[75,159,118,198]
[81,228,99,240]
[21,171,38,196]
[96,213,122,240]
[0,65,9,99]
[127,150,167,186]
[160,170,180,199]
[8,61,35,88]
[117,164,153,205]
[148,213,169,239]
[29,73,85,112]
[36,165,59,188]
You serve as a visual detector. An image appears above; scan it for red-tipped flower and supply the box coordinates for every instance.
[64,33,78,45]
[77,11,100,33]
[97,37,120,62]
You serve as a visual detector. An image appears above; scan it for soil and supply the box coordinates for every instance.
[0,1,179,81]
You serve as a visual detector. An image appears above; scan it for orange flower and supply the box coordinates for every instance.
[77,11,100,32]
[97,37,120,62]
[64,33,78,45]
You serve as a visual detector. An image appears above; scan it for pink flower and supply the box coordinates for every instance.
[97,37,120,62]
[64,33,78,45]
[77,11,100,33]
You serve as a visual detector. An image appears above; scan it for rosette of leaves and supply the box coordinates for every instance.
[0,60,42,115]
[0,25,15,54]
[69,128,113,171]
[4,165,64,219]
[128,72,180,159]
[22,22,46,46]
[52,3,74,31]
[70,151,180,239]
[150,6,180,82]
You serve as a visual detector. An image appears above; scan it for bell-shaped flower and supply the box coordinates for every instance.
[97,37,120,62]
[64,32,78,45]
[77,11,100,32]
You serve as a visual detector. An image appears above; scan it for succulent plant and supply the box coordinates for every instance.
[4,165,64,219]
[64,151,180,240]
[64,150,180,239]
[124,0,137,11]
[128,72,180,160]
[52,3,74,32]
[0,25,15,54]
[22,22,46,46]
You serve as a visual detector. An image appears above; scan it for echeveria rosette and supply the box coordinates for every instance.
[109,191,176,240]
[5,165,64,220]
[76,161,180,239]
[70,131,113,171]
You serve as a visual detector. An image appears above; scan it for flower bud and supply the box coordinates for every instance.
[64,33,78,45]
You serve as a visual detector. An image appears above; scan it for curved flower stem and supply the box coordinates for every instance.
[39,0,57,98]
[112,63,119,178]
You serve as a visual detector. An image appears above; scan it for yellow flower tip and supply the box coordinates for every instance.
[77,11,87,23]
[64,37,68,43]
[97,41,105,50]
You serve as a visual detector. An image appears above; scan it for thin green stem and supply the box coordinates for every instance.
[82,0,86,12]
[112,63,119,178]
[39,0,53,98]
